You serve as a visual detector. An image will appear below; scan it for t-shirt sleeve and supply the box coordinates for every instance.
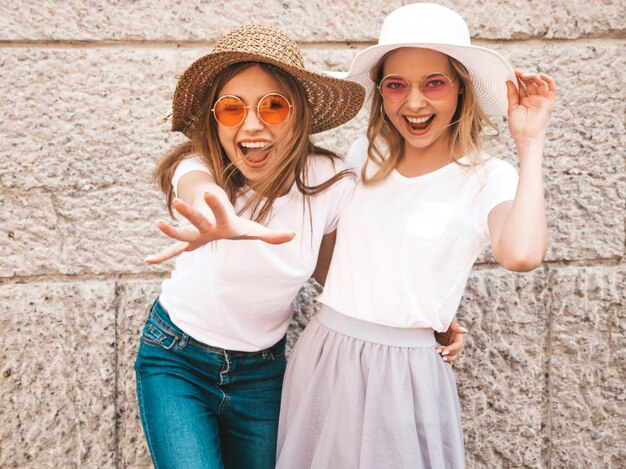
[344,136,369,177]
[171,156,211,198]
[477,159,519,239]
[324,172,356,234]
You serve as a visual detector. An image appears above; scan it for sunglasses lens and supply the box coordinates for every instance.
[380,76,410,102]
[258,94,291,125]
[420,73,452,100]
[213,96,245,127]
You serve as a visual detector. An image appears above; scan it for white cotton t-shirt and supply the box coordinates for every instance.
[158,155,355,351]
[319,137,519,332]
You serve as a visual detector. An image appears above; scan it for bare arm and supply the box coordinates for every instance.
[489,71,557,272]
[312,230,337,286]
[176,170,233,222]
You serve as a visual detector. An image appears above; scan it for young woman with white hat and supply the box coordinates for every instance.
[133,24,367,469]
[276,3,557,468]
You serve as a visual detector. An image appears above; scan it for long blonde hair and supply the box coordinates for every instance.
[154,62,351,222]
[363,52,498,184]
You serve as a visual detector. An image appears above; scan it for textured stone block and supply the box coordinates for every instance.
[0,48,189,192]
[0,281,116,469]
[547,266,626,468]
[0,186,170,277]
[115,280,162,469]
[454,268,549,468]
[437,0,624,39]
[0,0,621,41]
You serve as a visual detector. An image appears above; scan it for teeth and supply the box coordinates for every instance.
[405,115,432,124]
[240,141,270,149]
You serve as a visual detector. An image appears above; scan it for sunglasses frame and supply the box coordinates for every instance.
[378,72,457,102]
[211,92,293,128]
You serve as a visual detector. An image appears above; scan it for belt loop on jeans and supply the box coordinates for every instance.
[177,333,189,350]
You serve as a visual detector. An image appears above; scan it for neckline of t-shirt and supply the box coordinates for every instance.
[391,156,468,183]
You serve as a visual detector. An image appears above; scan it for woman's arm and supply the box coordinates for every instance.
[146,170,295,264]
[176,170,234,220]
[312,230,337,286]
[489,71,557,272]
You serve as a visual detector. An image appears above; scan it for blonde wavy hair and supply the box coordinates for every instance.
[363,51,498,184]
[154,62,351,223]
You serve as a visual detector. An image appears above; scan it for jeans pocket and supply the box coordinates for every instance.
[140,314,178,350]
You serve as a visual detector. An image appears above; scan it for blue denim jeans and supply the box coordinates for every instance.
[134,300,287,469]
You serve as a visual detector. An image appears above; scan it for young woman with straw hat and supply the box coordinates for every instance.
[276,3,557,468]
[133,24,368,469]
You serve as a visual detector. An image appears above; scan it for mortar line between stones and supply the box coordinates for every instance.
[0,258,623,285]
[0,271,170,285]
[542,266,554,468]
[113,281,121,469]
[0,37,623,49]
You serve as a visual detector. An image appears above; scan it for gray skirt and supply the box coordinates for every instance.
[277,306,465,469]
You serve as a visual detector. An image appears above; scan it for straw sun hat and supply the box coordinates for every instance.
[340,3,517,116]
[171,24,365,137]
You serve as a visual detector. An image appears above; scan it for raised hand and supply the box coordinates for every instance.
[145,192,295,264]
[506,70,557,147]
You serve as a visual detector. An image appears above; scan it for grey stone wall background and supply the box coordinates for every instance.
[0,0,624,467]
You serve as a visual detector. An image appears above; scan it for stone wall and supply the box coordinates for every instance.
[1,1,624,467]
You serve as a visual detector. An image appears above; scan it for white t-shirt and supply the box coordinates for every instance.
[319,137,519,332]
[159,155,356,351]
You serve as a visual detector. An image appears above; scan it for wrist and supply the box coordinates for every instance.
[515,137,545,160]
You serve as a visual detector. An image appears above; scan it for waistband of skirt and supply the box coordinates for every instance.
[316,305,437,347]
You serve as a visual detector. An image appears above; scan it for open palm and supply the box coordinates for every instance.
[145,192,295,264]
[507,70,557,144]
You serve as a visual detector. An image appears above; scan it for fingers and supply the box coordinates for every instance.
[203,192,230,224]
[436,321,467,366]
[172,198,214,232]
[515,70,557,97]
[437,334,464,356]
[514,70,529,98]
[506,80,520,109]
[517,71,540,94]
[156,220,201,243]
[539,72,557,96]
[436,347,458,365]
[259,230,296,245]
[144,240,189,264]
[236,219,296,244]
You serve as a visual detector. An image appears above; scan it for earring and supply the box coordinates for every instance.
[380,103,389,125]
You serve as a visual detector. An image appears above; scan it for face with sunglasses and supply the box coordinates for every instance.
[214,64,293,187]
[380,48,461,163]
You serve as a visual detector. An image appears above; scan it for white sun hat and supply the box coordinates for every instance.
[342,3,517,116]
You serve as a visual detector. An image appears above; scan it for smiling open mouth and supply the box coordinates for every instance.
[405,114,435,132]
[238,141,273,168]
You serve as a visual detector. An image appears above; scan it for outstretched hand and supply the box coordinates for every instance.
[145,192,295,264]
[435,319,468,366]
[506,70,557,146]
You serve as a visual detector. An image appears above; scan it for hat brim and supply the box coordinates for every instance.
[172,51,365,136]
[344,43,516,116]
